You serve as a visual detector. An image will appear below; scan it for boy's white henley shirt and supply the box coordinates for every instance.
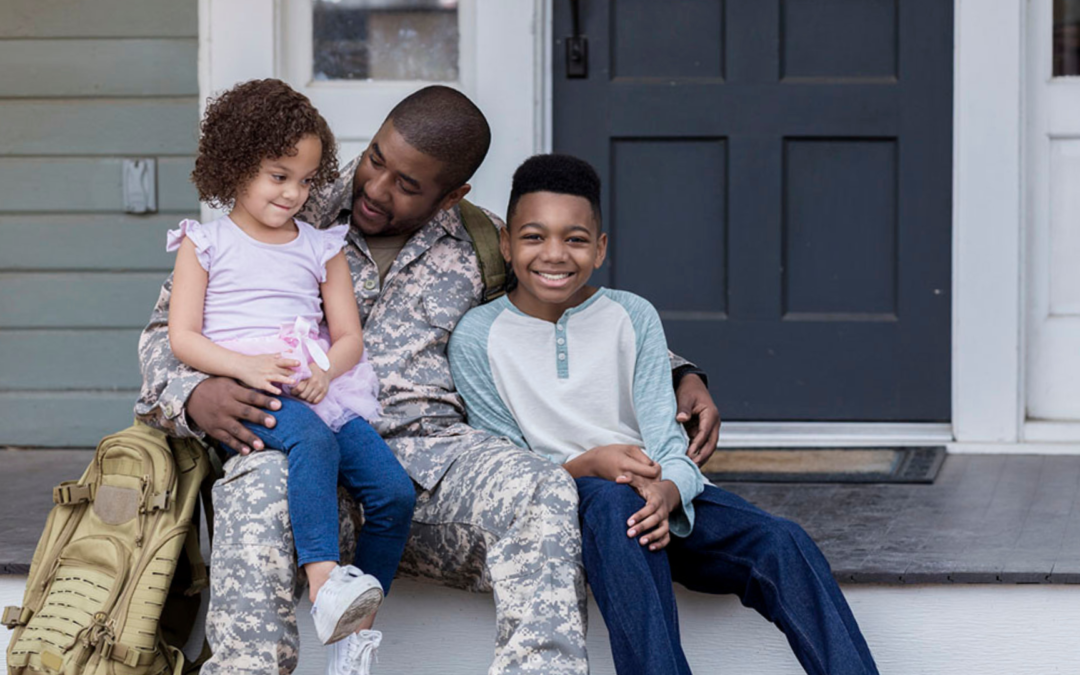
[449,288,706,536]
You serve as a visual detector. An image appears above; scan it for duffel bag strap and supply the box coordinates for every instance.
[52,481,93,505]
[2,604,32,628]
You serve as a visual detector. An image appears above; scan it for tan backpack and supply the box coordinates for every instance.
[4,422,218,675]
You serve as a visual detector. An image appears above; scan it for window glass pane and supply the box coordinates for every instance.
[1055,0,1080,76]
[313,0,459,81]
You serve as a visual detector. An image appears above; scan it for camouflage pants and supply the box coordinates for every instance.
[200,431,587,675]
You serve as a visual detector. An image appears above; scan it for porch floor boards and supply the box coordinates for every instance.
[1,450,1078,583]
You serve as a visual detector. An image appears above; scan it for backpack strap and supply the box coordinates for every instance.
[179,440,221,596]
[458,199,507,303]
[183,526,209,596]
[200,443,223,543]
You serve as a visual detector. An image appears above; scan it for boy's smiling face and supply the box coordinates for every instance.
[502,190,608,323]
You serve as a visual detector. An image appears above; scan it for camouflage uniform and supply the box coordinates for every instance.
[136,156,691,674]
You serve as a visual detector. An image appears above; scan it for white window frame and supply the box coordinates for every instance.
[198,0,545,212]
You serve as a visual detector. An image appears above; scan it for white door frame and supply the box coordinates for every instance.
[199,0,1069,453]
[950,0,1026,451]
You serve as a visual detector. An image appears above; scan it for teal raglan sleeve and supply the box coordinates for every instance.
[616,291,706,537]
[448,305,530,449]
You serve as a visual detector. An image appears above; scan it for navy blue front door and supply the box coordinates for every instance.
[553,0,953,421]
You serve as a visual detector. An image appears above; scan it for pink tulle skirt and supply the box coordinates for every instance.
[217,322,381,433]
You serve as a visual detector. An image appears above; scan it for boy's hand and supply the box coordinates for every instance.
[675,374,721,466]
[627,480,681,551]
[234,354,299,396]
[292,361,330,404]
[566,444,661,487]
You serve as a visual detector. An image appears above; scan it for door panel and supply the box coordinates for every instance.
[554,0,953,421]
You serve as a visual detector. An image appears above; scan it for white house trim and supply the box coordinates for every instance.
[951,0,1025,445]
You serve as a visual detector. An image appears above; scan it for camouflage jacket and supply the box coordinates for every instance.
[136,155,693,489]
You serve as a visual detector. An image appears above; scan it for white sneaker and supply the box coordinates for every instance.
[310,565,383,645]
[325,629,382,675]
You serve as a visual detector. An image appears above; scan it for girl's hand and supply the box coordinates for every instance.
[627,480,681,551]
[293,361,330,404]
[235,354,299,395]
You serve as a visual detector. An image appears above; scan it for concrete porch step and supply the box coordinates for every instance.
[3,449,1080,673]
[3,449,1079,583]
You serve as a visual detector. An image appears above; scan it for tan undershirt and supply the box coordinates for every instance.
[365,232,412,285]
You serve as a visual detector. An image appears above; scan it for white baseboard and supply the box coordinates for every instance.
[716,422,953,448]
[949,441,1080,455]
[1023,420,1080,444]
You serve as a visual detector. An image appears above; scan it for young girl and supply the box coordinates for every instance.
[167,79,414,674]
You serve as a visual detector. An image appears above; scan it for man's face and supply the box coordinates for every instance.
[350,120,466,237]
[501,191,607,322]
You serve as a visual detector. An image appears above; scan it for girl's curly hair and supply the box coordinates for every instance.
[192,79,339,209]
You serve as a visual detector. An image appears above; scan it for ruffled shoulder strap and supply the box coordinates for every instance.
[309,222,350,282]
[166,219,215,271]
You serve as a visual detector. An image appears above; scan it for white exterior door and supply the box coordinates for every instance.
[1026,1,1080,428]
[199,0,545,213]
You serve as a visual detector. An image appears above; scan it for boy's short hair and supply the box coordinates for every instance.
[192,78,339,210]
[506,154,602,228]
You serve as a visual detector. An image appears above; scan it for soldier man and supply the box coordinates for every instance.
[136,85,721,674]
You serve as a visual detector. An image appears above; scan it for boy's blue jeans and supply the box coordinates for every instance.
[575,477,878,675]
[238,397,415,594]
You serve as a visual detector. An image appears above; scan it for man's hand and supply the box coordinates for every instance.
[188,377,282,455]
[675,374,721,467]
[564,444,661,489]
[292,362,330,404]
[627,480,681,551]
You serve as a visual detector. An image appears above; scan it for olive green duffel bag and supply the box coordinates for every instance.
[4,422,219,675]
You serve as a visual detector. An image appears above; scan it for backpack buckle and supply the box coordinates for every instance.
[106,640,150,668]
[52,482,92,505]
[2,605,31,628]
[483,283,507,303]
[98,635,115,660]
[147,491,170,512]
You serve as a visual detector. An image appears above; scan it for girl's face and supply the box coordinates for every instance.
[231,134,322,235]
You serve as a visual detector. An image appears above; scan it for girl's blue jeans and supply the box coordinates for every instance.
[237,397,415,594]
[575,477,878,675]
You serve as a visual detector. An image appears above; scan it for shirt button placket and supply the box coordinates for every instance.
[556,319,569,377]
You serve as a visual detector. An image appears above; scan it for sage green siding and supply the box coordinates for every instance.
[0,40,198,98]
[0,0,198,446]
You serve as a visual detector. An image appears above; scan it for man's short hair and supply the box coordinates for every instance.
[507,154,603,227]
[387,85,491,190]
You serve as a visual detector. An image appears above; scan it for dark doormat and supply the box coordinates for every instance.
[701,446,947,484]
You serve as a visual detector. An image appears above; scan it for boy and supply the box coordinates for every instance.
[448,154,879,675]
